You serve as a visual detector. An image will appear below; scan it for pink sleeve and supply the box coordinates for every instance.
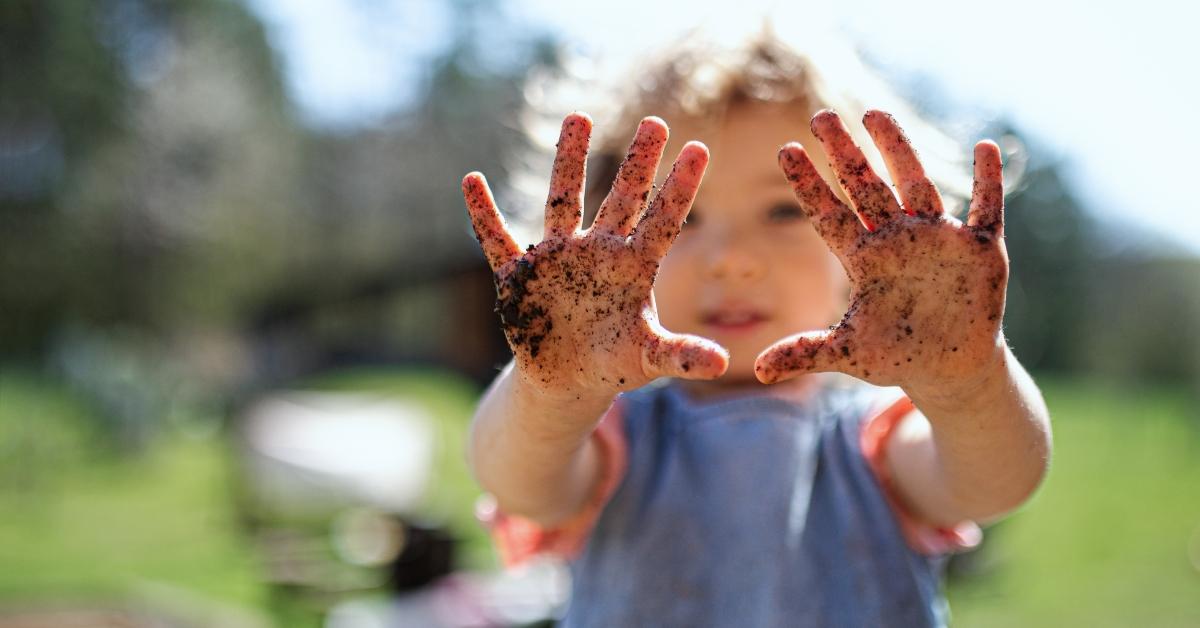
[860,396,983,556]
[475,401,629,567]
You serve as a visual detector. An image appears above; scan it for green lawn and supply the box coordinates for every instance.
[946,377,1200,627]
[0,366,494,624]
[1,367,1197,625]
[0,370,268,616]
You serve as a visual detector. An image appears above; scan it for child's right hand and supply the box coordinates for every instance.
[462,113,729,399]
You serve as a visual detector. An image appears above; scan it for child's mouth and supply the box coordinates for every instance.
[702,310,767,334]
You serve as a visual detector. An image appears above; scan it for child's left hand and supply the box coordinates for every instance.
[755,110,1008,398]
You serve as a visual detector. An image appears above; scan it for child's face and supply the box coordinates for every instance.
[654,101,849,386]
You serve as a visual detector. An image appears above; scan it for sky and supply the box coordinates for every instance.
[245,0,1200,253]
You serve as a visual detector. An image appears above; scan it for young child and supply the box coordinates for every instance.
[461,33,1052,627]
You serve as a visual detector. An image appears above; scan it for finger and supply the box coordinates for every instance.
[862,110,944,219]
[967,140,1004,233]
[778,143,863,254]
[641,327,729,381]
[591,117,669,237]
[544,112,593,239]
[631,141,708,260]
[810,109,901,231]
[463,172,522,271]
[754,328,851,384]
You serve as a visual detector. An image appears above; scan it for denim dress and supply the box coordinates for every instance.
[561,379,952,628]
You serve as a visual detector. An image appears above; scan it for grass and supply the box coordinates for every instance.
[0,365,493,624]
[946,377,1200,627]
[0,370,267,613]
[2,366,1197,626]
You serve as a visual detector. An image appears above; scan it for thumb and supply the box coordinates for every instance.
[755,329,849,384]
[642,330,729,381]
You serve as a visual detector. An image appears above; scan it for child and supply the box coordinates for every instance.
[461,32,1051,627]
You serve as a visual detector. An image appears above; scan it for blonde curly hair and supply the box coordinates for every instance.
[508,22,992,246]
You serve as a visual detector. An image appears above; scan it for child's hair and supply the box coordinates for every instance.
[507,22,998,246]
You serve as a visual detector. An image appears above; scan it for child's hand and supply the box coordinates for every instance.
[463,113,729,398]
[755,110,1007,397]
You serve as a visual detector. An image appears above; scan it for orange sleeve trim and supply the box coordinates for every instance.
[476,400,629,568]
[860,396,983,556]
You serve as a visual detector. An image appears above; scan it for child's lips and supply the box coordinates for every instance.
[702,309,768,334]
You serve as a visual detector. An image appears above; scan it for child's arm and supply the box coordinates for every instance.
[889,345,1050,525]
[468,360,615,525]
[756,110,1051,526]
[462,113,728,527]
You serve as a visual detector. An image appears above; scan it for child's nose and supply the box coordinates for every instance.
[702,235,767,282]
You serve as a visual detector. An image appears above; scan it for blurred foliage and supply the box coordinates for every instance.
[0,0,552,362]
[1000,148,1200,388]
[1,0,297,352]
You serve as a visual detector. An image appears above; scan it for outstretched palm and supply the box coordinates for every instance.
[463,113,728,396]
[756,110,1008,393]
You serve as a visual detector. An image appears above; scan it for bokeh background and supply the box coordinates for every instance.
[2,1,1198,627]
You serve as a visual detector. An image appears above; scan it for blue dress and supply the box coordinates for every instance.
[561,378,952,627]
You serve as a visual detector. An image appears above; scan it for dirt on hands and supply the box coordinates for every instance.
[756,109,1009,392]
[463,113,728,398]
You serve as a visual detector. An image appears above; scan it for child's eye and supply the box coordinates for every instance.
[767,202,807,223]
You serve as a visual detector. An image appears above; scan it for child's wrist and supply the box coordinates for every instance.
[511,367,618,429]
[512,365,617,402]
[904,339,1010,417]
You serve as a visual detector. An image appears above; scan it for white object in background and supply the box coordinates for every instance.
[243,392,434,516]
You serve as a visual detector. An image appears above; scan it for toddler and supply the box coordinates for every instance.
[461,32,1051,627]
